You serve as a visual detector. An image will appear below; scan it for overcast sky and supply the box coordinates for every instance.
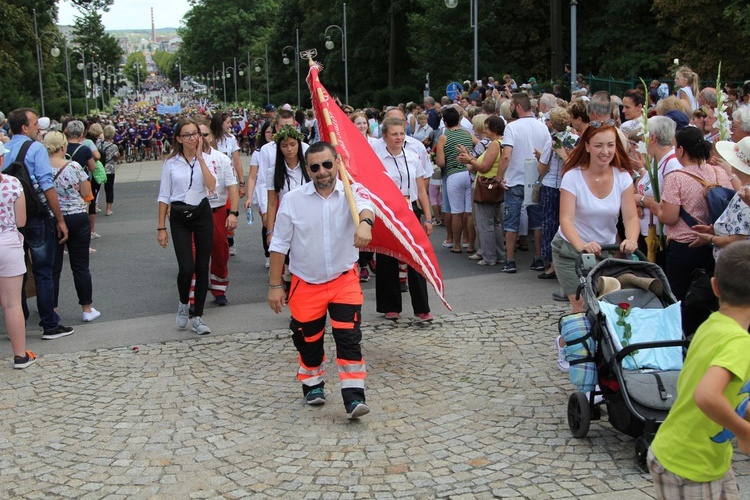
[57,0,190,31]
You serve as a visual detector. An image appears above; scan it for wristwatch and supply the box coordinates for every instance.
[228,211,239,217]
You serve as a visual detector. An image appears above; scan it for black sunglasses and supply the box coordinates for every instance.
[309,160,335,173]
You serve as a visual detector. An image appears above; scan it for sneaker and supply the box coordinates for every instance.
[191,316,211,335]
[176,303,189,329]
[477,259,496,266]
[264,257,270,269]
[82,308,101,322]
[359,268,370,282]
[14,350,37,369]
[400,282,409,293]
[468,253,483,261]
[95,206,102,213]
[89,247,97,254]
[305,388,326,405]
[384,312,400,321]
[556,335,570,373]
[42,325,74,340]
[214,295,228,306]
[229,245,237,256]
[90,232,101,239]
[500,261,517,273]
[368,258,376,274]
[530,259,545,271]
[416,312,434,322]
[441,240,453,248]
[346,401,370,420]
[552,291,569,302]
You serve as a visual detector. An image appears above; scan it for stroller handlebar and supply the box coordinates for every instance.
[575,244,648,279]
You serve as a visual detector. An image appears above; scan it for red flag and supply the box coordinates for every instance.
[306,62,450,310]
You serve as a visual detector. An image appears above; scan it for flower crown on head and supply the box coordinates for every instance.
[273,125,305,144]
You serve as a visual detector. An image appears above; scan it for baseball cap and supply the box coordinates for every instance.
[265,104,276,112]
[38,117,51,130]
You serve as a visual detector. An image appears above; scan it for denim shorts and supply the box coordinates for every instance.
[503,185,542,232]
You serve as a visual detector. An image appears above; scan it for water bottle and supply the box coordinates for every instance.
[246,208,255,226]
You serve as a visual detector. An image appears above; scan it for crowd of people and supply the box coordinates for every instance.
[2,68,750,433]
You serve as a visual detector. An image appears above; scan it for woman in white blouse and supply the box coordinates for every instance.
[157,117,217,335]
[374,117,435,322]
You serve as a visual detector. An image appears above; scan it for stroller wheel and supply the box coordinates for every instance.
[567,392,591,438]
[635,436,650,473]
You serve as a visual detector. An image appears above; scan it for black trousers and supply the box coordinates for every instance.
[375,253,429,315]
[665,240,714,301]
[169,200,213,316]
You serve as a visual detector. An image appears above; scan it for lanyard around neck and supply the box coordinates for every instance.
[388,149,410,195]
[183,154,197,190]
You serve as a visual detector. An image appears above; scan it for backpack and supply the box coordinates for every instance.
[675,168,735,226]
[4,140,48,218]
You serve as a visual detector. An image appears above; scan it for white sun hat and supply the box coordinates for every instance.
[716,137,750,177]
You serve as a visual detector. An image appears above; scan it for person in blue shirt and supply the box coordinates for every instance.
[2,108,73,339]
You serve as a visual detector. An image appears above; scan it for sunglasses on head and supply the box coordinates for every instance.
[309,160,335,173]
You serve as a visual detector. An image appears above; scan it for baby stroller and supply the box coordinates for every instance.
[562,245,691,470]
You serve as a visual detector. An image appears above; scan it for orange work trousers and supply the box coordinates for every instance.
[288,267,366,407]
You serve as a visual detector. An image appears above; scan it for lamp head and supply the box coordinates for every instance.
[50,46,61,58]
[325,38,334,51]
[445,0,459,7]
[283,56,290,65]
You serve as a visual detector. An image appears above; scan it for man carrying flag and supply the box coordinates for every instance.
[305,60,450,311]
[267,141,375,420]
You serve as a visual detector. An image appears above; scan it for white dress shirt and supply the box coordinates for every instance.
[376,148,422,203]
[157,154,218,205]
[372,136,432,179]
[258,140,310,194]
[269,180,374,284]
[204,148,237,208]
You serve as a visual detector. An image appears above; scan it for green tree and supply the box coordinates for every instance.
[123,52,147,91]
[0,0,64,115]
[653,0,750,80]
[72,11,124,82]
[152,50,178,84]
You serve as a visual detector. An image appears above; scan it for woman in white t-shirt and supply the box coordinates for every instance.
[552,123,639,313]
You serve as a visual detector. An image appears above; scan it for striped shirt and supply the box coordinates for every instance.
[443,128,474,178]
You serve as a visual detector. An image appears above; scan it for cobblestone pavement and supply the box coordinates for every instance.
[1,305,747,499]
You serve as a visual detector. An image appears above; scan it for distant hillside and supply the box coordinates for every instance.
[107,27,178,34]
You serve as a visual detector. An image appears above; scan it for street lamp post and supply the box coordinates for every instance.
[238,62,250,104]
[175,62,182,89]
[253,51,269,105]
[570,0,578,91]
[34,10,74,115]
[282,36,301,107]
[324,3,348,105]
[71,49,88,115]
[134,62,142,96]
[222,62,227,105]
[445,0,478,84]
[225,57,239,103]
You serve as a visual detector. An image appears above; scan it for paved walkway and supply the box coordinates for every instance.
[2,304,748,498]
